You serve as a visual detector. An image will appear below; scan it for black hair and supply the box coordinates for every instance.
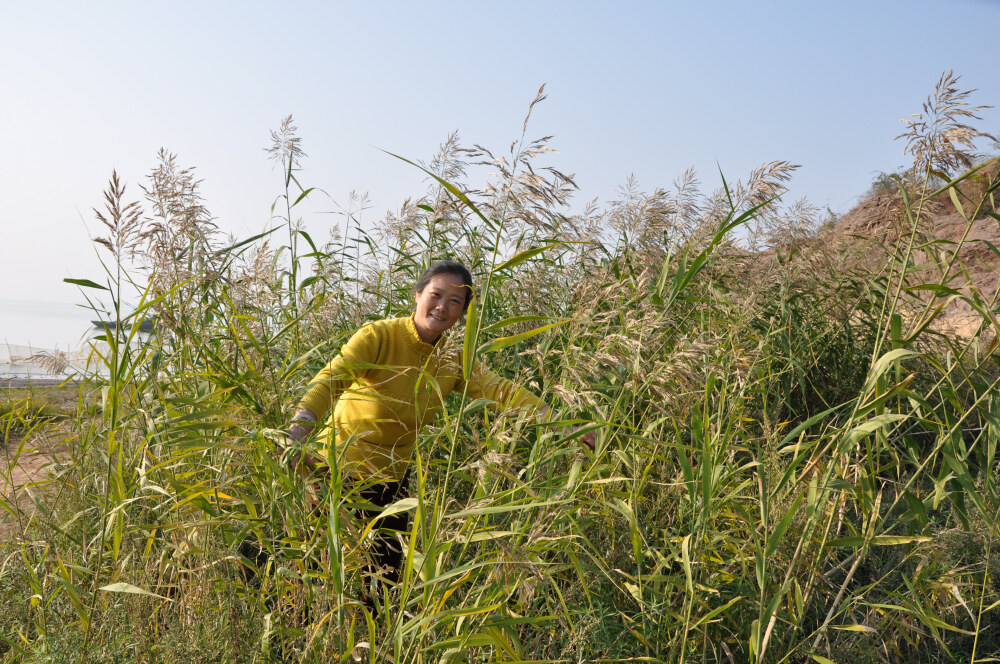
[415,260,475,312]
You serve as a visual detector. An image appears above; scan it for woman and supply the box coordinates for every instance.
[285,260,591,605]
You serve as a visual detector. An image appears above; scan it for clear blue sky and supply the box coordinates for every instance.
[2,0,998,347]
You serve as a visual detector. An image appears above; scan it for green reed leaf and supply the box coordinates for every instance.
[478,319,569,354]
[693,595,743,627]
[463,295,478,381]
[64,278,108,291]
[99,582,173,602]
[292,187,315,207]
[831,623,878,634]
[827,535,932,547]
[765,494,803,558]
[494,243,561,273]
[806,654,836,664]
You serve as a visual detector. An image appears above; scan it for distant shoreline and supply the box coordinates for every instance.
[2,377,81,388]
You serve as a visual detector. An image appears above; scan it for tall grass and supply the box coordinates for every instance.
[2,76,1000,663]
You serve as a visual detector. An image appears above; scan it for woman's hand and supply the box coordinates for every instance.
[289,451,328,476]
[287,422,313,443]
[285,409,329,477]
[287,407,317,442]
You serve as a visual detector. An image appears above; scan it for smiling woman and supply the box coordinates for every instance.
[282,259,573,613]
[411,263,471,342]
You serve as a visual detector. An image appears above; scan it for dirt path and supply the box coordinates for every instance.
[5,428,69,485]
[1,380,78,540]
[1,427,74,539]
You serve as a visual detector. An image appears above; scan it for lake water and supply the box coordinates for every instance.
[1,299,96,350]
[1,299,102,378]
[1,299,158,379]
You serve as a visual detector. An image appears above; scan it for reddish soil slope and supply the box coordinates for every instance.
[834,165,1000,339]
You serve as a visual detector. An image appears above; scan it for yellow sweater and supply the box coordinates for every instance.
[298,315,542,480]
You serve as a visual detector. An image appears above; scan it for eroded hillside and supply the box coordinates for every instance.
[833,161,999,339]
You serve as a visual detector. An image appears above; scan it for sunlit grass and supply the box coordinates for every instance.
[2,77,1000,663]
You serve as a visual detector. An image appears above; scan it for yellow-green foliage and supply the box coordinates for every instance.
[2,80,1000,664]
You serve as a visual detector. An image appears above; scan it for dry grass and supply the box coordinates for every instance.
[899,69,995,177]
[2,72,1000,664]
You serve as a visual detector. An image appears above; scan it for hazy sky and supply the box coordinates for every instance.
[2,0,998,348]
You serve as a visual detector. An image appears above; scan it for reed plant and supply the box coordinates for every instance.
[2,75,1000,663]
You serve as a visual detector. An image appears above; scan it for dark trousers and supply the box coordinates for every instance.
[237,470,411,608]
[354,469,411,589]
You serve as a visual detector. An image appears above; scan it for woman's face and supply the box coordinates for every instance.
[413,273,468,343]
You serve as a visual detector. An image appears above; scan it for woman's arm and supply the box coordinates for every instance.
[286,408,324,472]
[460,360,541,409]
[295,324,380,422]
[288,408,317,442]
[286,324,381,471]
